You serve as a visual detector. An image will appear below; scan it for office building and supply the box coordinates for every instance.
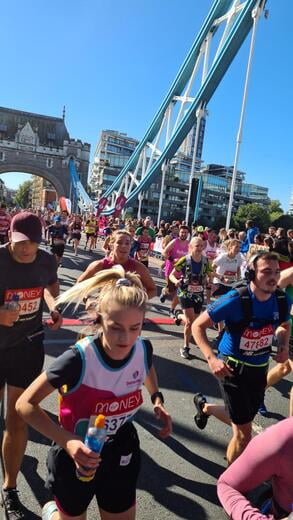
[90,130,138,199]
[31,175,57,209]
[193,164,270,225]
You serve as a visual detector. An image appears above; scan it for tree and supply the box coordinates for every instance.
[268,200,284,223]
[13,180,33,208]
[268,200,283,214]
[232,203,270,232]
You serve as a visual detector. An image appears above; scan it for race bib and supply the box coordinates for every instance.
[187,284,203,293]
[4,287,42,320]
[239,325,274,356]
[224,270,237,282]
[91,389,143,435]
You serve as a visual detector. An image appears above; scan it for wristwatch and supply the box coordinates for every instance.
[151,391,164,404]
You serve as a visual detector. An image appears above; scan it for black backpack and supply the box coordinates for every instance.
[224,284,288,335]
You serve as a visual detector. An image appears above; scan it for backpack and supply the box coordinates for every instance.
[182,254,209,287]
[224,284,288,334]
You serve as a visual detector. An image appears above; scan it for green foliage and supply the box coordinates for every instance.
[268,199,283,214]
[13,180,33,208]
[232,203,271,231]
[269,211,283,224]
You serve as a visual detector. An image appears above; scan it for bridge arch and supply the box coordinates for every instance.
[0,164,66,198]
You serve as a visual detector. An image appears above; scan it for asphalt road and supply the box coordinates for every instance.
[1,240,292,519]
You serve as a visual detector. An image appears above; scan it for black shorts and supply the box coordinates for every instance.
[46,422,140,516]
[179,294,204,314]
[212,284,232,297]
[0,332,45,389]
[86,233,95,239]
[218,357,268,425]
[51,243,65,257]
[72,233,81,241]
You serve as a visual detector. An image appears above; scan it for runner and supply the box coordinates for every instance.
[217,417,293,519]
[169,236,213,359]
[160,225,190,318]
[212,239,243,321]
[192,252,291,464]
[0,203,11,245]
[261,266,293,416]
[48,216,68,267]
[69,215,82,256]
[135,226,153,268]
[135,217,156,243]
[77,229,156,299]
[84,215,97,252]
[0,212,62,520]
[16,265,172,520]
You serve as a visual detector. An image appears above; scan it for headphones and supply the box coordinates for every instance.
[244,251,268,282]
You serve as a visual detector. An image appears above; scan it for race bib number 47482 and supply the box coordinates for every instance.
[239,325,274,356]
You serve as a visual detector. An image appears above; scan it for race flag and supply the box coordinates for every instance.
[95,197,108,217]
[113,194,127,218]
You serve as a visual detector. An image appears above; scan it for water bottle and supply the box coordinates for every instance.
[5,294,20,310]
[76,414,107,482]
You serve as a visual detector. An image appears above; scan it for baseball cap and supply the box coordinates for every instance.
[54,216,61,222]
[197,225,204,233]
[10,212,42,244]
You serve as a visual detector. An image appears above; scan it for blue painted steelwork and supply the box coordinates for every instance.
[69,159,94,210]
[194,176,203,222]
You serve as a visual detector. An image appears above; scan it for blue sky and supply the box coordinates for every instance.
[1,0,292,210]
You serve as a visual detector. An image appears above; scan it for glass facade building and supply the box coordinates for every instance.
[193,164,270,225]
[90,128,270,225]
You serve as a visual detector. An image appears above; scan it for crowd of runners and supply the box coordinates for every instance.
[0,203,292,520]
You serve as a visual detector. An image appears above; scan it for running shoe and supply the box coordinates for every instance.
[42,501,58,520]
[180,347,191,359]
[258,402,268,416]
[175,309,182,326]
[1,488,25,520]
[159,291,166,303]
[169,309,176,318]
[193,392,209,430]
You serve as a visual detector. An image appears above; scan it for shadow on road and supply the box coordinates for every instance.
[138,450,213,519]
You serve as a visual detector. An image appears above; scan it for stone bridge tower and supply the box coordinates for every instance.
[0,106,90,198]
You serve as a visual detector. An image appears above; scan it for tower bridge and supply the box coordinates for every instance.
[0,0,267,217]
[0,106,90,200]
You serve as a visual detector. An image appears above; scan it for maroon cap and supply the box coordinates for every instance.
[10,212,42,244]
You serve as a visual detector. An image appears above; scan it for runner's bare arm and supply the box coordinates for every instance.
[134,262,156,300]
[278,266,293,289]
[162,239,175,258]
[169,267,181,286]
[274,320,291,363]
[45,281,63,330]
[144,365,172,438]
[16,373,101,472]
[192,311,232,378]
[77,260,103,283]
